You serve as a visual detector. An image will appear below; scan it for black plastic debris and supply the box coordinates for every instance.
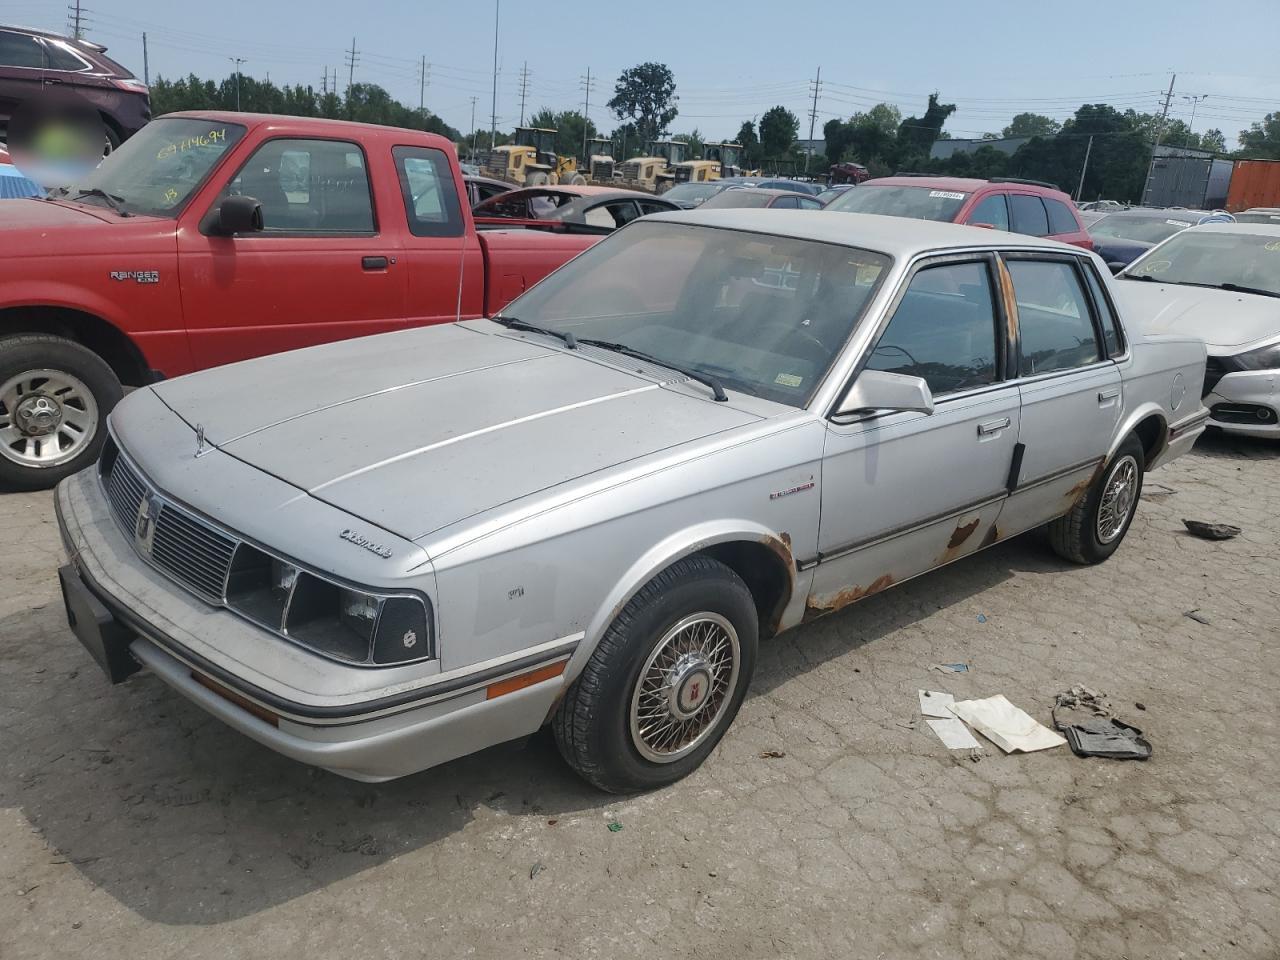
[1052,685,1152,761]
[1183,519,1242,541]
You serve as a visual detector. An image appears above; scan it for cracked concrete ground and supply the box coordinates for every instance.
[1,433,1277,959]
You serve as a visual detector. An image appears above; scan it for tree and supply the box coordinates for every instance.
[527,108,597,158]
[735,121,759,167]
[759,105,799,163]
[1002,112,1060,138]
[672,127,704,158]
[1239,113,1280,158]
[823,103,900,167]
[607,62,678,146]
[1199,128,1227,153]
[896,93,956,167]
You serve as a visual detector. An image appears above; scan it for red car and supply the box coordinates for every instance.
[0,112,600,489]
[825,176,1093,249]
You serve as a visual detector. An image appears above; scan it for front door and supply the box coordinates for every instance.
[811,255,1020,616]
[176,136,406,369]
[997,253,1122,535]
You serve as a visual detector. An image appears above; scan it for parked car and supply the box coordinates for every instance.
[56,211,1207,792]
[1116,222,1280,438]
[1088,208,1224,271]
[698,186,824,210]
[0,112,602,490]
[661,180,731,209]
[1078,200,1125,212]
[816,183,855,205]
[825,176,1094,249]
[472,185,677,230]
[750,178,823,196]
[463,173,512,208]
[0,142,42,197]
[1232,207,1280,225]
[0,24,149,151]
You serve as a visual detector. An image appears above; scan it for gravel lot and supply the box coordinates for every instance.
[1,433,1277,960]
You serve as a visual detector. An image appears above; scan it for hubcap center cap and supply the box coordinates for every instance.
[668,654,713,719]
[15,395,61,436]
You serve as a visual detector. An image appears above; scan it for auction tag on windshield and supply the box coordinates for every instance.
[929,190,966,200]
[775,373,804,388]
[1166,219,1192,227]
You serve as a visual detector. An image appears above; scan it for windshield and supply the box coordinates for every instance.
[825,184,969,222]
[1123,229,1280,296]
[66,118,246,217]
[663,182,722,204]
[701,189,776,209]
[498,221,891,407]
[1091,214,1193,244]
[1234,211,1280,225]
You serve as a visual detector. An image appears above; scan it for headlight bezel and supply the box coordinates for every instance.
[1228,340,1280,372]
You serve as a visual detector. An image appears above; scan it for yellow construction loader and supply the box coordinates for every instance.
[619,140,687,190]
[482,127,585,186]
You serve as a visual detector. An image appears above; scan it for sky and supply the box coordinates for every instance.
[4,0,1278,148]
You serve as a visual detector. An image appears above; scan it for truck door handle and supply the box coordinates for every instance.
[977,417,1011,436]
[362,256,389,270]
[1098,388,1120,403]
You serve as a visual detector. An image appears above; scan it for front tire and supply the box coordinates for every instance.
[553,555,758,793]
[1046,435,1145,564]
[0,335,123,490]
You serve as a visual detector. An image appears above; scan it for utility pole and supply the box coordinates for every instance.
[320,66,328,96]
[1075,134,1094,201]
[580,66,594,164]
[1182,93,1208,139]
[489,0,500,145]
[229,57,246,111]
[1142,72,1176,206]
[418,57,431,120]
[67,1,86,40]
[344,36,359,114]
[806,65,821,172]
[518,61,530,126]
[141,32,149,86]
[469,97,479,159]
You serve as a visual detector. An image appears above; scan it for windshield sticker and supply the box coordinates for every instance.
[1165,219,1192,227]
[163,187,179,205]
[156,128,229,161]
[929,190,966,200]
[1265,240,1280,252]
[775,373,804,388]
[1137,259,1171,275]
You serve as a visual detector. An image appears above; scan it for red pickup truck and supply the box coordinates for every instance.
[0,112,599,489]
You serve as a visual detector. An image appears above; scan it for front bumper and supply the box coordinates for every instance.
[55,469,578,782]
[1205,369,1279,439]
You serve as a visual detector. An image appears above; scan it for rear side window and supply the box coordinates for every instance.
[968,194,1009,230]
[1045,198,1080,236]
[1082,266,1124,357]
[1009,194,1049,236]
[797,196,823,210]
[865,260,1001,396]
[0,30,43,68]
[772,195,800,209]
[1007,259,1101,375]
[41,40,88,71]
[393,145,464,238]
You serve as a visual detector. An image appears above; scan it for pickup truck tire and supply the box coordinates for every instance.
[1047,435,1145,565]
[0,335,123,490]
[553,555,758,793]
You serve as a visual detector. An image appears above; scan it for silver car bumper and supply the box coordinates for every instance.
[55,469,577,782]
[1206,369,1279,439]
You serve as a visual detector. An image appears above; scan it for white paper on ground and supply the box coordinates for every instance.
[919,690,983,750]
[948,695,1066,753]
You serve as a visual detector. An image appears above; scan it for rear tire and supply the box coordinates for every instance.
[0,335,122,491]
[552,555,758,793]
[1047,435,1145,565]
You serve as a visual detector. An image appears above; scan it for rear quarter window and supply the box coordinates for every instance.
[1045,198,1081,236]
[1009,194,1050,237]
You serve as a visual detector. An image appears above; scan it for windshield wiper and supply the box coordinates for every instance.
[66,187,132,217]
[1217,282,1280,299]
[492,316,577,349]
[576,338,728,402]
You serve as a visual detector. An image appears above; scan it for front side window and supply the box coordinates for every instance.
[393,145,463,237]
[826,184,970,222]
[968,194,1010,230]
[0,30,42,68]
[1007,259,1101,375]
[865,260,1001,396]
[1009,194,1049,236]
[500,221,891,407]
[225,138,374,234]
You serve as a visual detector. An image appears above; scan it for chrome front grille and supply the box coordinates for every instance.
[101,441,236,601]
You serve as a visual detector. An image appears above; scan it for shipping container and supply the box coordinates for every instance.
[1226,159,1280,212]
[1141,156,1233,209]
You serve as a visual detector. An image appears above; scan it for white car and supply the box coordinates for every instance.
[1115,223,1280,439]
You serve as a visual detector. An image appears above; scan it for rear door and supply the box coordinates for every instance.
[177,135,406,368]
[0,30,45,128]
[997,252,1122,535]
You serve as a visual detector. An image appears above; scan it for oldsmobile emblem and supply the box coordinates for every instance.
[339,528,393,559]
[402,629,418,649]
[135,492,162,555]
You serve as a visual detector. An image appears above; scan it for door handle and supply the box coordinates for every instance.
[362,256,389,270]
[977,417,1011,436]
[1098,388,1120,402]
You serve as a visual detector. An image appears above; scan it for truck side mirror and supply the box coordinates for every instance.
[214,195,264,235]
[833,369,935,419]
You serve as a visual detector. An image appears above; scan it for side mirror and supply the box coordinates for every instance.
[1107,261,1127,275]
[213,195,263,235]
[834,369,935,419]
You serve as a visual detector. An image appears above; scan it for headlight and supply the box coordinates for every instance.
[226,543,432,665]
[1230,341,1280,372]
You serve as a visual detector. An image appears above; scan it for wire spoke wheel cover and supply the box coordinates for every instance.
[0,368,100,468]
[629,612,741,764]
[1096,454,1138,544]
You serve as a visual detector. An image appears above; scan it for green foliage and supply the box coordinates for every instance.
[527,108,597,158]
[1002,112,1060,138]
[1239,113,1280,159]
[149,72,460,140]
[607,63,678,145]
[896,93,956,169]
[734,121,759,167]
[672,128,704,158]
[759,105,799,162]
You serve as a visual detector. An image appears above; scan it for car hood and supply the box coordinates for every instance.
[0,198,113,229]
[1113,280,1280,353]
[151,321,762,542]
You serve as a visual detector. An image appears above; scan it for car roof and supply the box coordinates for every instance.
[865,176,1067,197]
[161,111,456,149]
[649,209,1083,256]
